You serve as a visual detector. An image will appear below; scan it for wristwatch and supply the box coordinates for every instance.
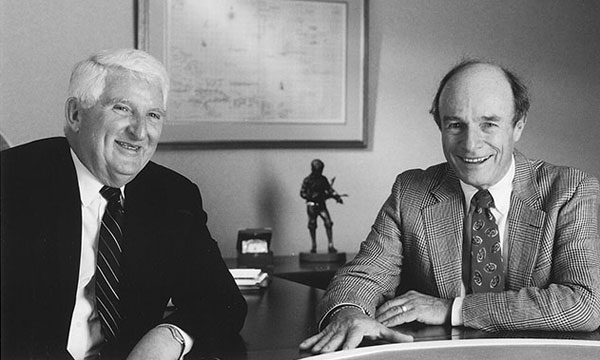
[156,324,185,359]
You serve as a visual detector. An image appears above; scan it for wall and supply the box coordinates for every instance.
[2,0,599,258]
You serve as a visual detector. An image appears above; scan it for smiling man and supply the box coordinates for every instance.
[300,60,600,354]
[1,49,247,360]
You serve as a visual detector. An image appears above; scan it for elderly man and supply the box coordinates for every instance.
[1,49,247,359]
[300,60,600,353]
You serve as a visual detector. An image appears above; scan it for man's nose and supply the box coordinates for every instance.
[463,126,482,151]
[128,114,147,140]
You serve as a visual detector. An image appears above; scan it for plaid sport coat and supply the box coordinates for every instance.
[318,150,600,332]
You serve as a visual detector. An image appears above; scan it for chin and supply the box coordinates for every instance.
[457,173,488,188]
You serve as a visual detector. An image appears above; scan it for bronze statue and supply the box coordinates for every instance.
[300,159,347,253]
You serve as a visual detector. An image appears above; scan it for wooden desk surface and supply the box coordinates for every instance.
[187,277,600,360]
[187,277,324,360]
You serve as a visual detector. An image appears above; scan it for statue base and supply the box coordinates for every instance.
[299,252,346,263]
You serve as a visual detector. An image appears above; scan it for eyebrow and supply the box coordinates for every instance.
[105,98,166,116]
[441,115,502,123]
[481,115,501,122]
[442,115,464,123]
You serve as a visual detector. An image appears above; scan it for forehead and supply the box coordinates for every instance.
[101,71,164,106]
[439,64,514,118]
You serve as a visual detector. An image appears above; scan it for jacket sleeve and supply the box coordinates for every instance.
[163,184,247,345]
[316,175,405,323]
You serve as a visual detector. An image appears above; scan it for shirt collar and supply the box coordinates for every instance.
[70,149,124,206]
[459,155,515,216]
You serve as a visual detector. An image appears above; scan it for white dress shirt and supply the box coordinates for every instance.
[67,150,193,359]
[451,156,515,326]
[67,149,110,359]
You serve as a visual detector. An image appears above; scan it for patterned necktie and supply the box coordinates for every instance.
[469,190,504,293]
[97,186,125,341]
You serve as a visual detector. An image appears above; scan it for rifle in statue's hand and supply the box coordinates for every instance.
[330,177,348,203]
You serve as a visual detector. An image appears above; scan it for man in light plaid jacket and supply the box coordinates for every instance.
[301,60,600,354]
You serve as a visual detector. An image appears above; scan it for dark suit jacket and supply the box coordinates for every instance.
[318,151,600,332]
[1,137,247,359]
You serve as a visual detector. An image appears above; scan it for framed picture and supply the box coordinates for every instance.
[137,0,367,147]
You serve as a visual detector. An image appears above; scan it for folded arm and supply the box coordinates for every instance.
[464,175,600,331]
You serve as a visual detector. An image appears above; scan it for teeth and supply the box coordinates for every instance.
[463,156,489,163]
[116,141,140,151]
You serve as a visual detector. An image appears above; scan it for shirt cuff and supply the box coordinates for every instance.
[451,297,464,327]
[157,324,194,359]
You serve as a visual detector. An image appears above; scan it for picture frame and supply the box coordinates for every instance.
[137,0,367,147]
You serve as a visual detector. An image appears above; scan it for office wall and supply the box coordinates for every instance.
[2,0,599,258]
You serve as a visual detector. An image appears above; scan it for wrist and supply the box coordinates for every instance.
[320,304,364,330]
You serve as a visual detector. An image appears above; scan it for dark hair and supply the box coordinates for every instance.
[429,59,530,128]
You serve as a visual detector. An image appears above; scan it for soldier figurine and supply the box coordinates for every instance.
[300,159,347,255]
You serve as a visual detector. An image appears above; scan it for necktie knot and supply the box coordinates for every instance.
[473,189,494,209]
[100,186,121,203]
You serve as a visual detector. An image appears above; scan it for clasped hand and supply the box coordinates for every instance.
[299,291,452,354]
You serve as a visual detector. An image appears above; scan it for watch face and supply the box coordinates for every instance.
[241,239,269,253]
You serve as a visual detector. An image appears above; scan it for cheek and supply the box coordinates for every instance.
[441,135,458,152]
[148,123,163,140]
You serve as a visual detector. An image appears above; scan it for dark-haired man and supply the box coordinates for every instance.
[300,60,600,353]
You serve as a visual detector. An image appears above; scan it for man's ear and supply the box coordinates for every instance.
[513,116,527,142]
[64,97,81,132]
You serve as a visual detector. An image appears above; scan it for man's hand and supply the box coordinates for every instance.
[299,307,413,354]
[375,290,453,327]
[126,326,183,360]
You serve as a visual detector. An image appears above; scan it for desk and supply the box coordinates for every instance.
[306,339,600,360]
[187,277,324,360]
[187,277,600,360]
[226,255,347,289]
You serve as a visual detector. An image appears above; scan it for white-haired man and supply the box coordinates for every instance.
[1,49,247,360]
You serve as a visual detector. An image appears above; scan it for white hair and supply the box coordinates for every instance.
[67,48,170,109]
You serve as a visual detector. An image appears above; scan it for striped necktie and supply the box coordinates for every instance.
[97,186,125,341]
[469,190,504,293]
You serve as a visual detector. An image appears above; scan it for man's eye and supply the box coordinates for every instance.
[447,122,462,129]
[149,112,162,120]
[114,105,130,113]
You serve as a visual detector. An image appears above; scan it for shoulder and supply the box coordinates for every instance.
[1,137,71,186]
[534,158,597,185]
[516,152,599,205]
[129,161,201,207]
[383,162,455,210]
[134,161,197,190]
[1,137,68,164]
[393,162,452,193]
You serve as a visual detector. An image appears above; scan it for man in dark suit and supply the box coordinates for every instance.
[300,60,600,353]
[1,49,247,359]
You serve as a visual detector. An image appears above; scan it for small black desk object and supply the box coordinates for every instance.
[236,228,274,268]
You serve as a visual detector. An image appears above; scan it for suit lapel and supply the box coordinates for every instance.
[506,151,546,289]
[422,168,464,298]
[122,165,164,275]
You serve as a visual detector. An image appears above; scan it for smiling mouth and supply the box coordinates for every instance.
[460,155,492,164]
[116,140,141,152]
